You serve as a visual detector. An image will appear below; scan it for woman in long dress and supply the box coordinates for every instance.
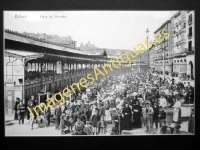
[122,103,132,130]
[173,97,182,124]
[132,100,142,128]
[104,100,112,123]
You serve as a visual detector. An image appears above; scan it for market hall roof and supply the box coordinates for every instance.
[5,32,86,55]
[4,49,108,63]
[4,49,44,62]
[4,30,107,58]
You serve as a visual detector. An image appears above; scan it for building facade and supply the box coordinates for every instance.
[186,11,195,79]
[153,20,172,75]
[171,11,188,76]
[149,10,195,79]
[149,45,155,71]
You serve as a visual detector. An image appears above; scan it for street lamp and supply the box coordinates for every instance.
[146,28,150,83]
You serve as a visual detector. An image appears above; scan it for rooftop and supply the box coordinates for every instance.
[154,20,171,34]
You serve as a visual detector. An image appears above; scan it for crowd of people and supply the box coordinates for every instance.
[13,68,195,135]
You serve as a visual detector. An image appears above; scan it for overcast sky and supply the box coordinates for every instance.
[4,11,178,50]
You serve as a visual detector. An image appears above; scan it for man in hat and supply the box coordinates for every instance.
[98,103,105,121]
[152,102,159,129]
[28,100,36,130]
[13,97,20,120]
[44,104,51,128]
[142,101,154,133]
[54,104,61,130]
[27,95,35,123]
[17,100,26,125]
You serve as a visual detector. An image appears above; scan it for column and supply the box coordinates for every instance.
[47,62,48,77]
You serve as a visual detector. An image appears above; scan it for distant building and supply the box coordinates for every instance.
[22,31,76,48]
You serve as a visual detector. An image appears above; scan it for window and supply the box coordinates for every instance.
[188,41,192,51]
[188,14,192,24]
[184,22,186,28]
[189,27,192,37]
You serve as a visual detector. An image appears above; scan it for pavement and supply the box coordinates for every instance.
[5,115,191,136]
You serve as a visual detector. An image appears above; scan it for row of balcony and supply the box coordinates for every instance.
[172,37,187,46]
[171,15,189,27]
[172,48,188,56]
[172,27,186,36]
